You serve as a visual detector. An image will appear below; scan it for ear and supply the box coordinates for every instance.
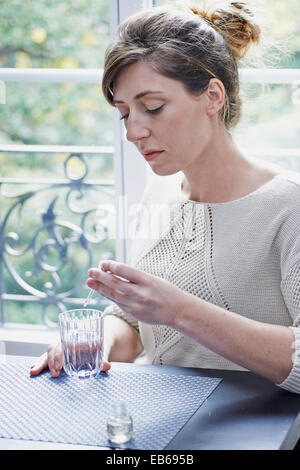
[205,78,226,116]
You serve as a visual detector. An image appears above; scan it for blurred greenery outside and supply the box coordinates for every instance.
[0,0,299,325]
[0,0,114,325]
[157,0,300,153]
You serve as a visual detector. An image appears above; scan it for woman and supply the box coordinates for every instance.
[31,2,300,393]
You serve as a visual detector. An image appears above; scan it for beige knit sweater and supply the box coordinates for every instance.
[104,169,300,394]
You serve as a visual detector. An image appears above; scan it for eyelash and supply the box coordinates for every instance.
[120,105,164,121]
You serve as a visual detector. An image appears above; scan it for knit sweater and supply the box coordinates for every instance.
[103,168,300,394]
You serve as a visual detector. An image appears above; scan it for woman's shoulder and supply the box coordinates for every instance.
[273,170,300,278]
[279,169,300,189]
[275,169,300,208]
[250,157,300,205]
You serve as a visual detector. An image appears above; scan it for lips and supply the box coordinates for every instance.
[142,150,164,162]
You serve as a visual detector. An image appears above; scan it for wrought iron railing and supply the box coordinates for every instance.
[0,146,115,327]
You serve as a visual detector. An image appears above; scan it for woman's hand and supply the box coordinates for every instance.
[30,341,111,378]
[86,261,188,327]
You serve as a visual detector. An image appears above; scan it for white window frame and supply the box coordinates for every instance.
[0,0,299,356]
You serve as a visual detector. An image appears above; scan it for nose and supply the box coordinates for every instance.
[125,116,151,143]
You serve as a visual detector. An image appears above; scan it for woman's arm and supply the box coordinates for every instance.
[103,315,143,363]
[87,261,295,385]
[175,294,294,384]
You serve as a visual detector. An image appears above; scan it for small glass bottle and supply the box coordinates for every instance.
[107,401,133,444]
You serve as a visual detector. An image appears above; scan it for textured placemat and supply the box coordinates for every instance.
[0,362,221,449]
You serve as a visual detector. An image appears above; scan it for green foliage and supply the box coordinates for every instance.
[156,0,300,69]
[0,0,109,69]
[156,0,300,156]
[0,0,113,146]
[0,0,115,324]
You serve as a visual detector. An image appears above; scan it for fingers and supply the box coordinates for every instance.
[30,343,63,378]
[102,360,111,372]
[30,352,48,376]
[87,262,147,304]
[102,261,146,284]
[87,279,127,305]
[87,267,134,304]
[89,272,131,296]
[88,268,133,296]
[30,346,111,378]
[47,342,63,377]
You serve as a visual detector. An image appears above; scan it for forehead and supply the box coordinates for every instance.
[113,61,181,102]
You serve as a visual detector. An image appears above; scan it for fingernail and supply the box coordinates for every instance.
[103,258,113,267]
[87,280,97,289]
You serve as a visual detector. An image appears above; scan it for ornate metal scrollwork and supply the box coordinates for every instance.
[0,152,115,326]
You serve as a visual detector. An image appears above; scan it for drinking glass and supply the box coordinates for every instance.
[59,308,104,379]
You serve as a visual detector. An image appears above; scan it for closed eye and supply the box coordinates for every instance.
[120,112,129,121]
[147,105,164,115]
[119,105,164,121]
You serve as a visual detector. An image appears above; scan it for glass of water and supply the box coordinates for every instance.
[59,309,104,379]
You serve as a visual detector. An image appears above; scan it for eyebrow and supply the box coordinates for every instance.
[113,90,163,104]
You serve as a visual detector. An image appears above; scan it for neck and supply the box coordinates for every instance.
[181,127,273,204]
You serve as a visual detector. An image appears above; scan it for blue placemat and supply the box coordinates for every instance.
[0,362,221,449]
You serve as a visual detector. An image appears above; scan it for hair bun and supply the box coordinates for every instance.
[190,2,261,60]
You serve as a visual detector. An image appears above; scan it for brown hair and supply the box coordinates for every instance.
[102,2,261,129]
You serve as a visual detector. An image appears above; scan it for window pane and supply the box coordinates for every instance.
[0,0,115,325]
[0,0,110,69]
[233,83,300,171]
[155,0,300,69]
[0,82,113,146]
[0,151,115,325]
[154,0,300,169]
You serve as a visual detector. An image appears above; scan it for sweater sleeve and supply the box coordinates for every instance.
[103,301,140,334]
[277,262,300,393]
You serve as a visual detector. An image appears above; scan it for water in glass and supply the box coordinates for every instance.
[59,309,104,379]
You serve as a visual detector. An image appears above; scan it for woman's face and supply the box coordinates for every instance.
[113,61,215,176]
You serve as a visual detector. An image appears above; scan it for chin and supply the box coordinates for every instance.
[150,165,179,177]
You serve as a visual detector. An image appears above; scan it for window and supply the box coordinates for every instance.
[0,1,152,340]
[156,0,300,170]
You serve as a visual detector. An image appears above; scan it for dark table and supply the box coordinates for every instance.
[0,356,299,450]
